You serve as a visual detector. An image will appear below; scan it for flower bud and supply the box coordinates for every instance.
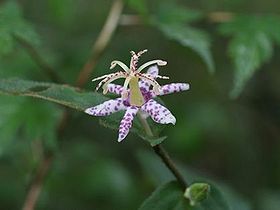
[184,183,210,206]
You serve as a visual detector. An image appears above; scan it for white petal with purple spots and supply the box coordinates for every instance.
[141,99,176,125]
[107,84,124,95]
[85,98,125,116]
[118,106,139,142]
[139,65,159,90]
[146,65,159,76]
[159,83,190,96]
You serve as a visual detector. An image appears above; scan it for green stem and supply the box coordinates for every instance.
[138,114,188,189]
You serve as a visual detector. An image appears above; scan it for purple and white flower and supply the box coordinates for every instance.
[85,66,190,142]
[91,49,169,106]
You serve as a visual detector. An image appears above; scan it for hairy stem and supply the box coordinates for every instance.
[76,0,124,87]
[138,114,188,189]
[15,35,62,83]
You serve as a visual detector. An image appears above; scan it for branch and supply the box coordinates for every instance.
[15,35,62,83]
[76,0,124,87]
[207,11,234,23]
[22,153,53,210]
[138,114,188,189]
[119,11,235,26]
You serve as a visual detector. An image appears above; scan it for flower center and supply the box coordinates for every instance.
[128,76,145,107]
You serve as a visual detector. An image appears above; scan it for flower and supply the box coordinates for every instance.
[92,49,169,106]
[85,66,190,142]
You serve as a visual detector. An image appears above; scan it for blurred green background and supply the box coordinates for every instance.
[0,0,280,209]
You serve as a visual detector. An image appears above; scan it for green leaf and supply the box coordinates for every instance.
[139,181,188,210]
[151,2,214,73]
[219,15,280,98]
[157,24,214,73]
[0,78,167,143]
[0,1,40,55]
[137,150,251,210]
[0,96,61,154]
[0,78,107,111]
[229,32,272,98]
[139,181,230,210]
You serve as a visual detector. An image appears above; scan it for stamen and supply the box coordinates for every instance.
[136,60,167,73]
[141,73,169,80]
[155,75,169,79]
[92,74,113,82]
[130,49,148,71]
[110,60,130,72]
[137,49,148,57]
[102,72,127,94]
[95,72,125,91]
[137,73,162,94]
[122,76,132,99]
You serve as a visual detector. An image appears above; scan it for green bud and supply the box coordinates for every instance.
[184,183,211,206]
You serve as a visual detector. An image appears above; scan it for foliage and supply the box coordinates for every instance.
[0,0,280,209]
[151,2,215,73]
[139,181,189,210]
[0,1,40,55]
[219,15,280,97]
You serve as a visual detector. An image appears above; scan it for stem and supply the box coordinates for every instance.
[207,11,234,23]
[14,35,62,83]
[22,154,53,210]
[153,145,187,189]
[119,11,235,26]
[138,114,188,189]
[76,0,124,87]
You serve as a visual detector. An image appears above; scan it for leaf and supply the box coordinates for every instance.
[219,15,280,98]
[0,96,61,154]
[157,24,214,73]
[0,78,167,144]
[0,1,40,55]
[227,31,273,98]
[139,181,189,210]
[139,181,232,210]
[0,78,107,110]
[137,150,251,210]
[151,2,214,73]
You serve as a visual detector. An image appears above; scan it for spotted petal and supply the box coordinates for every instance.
[139,65,159,90]
[118,106,139,142]
[107,84,124,95]
[159,83,190,96]
[85,98,125,116]
[146,65,159,76]
[141,99,176,125]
